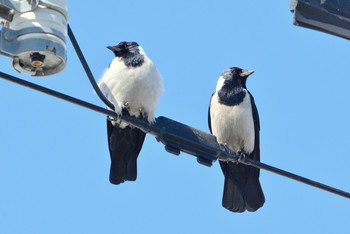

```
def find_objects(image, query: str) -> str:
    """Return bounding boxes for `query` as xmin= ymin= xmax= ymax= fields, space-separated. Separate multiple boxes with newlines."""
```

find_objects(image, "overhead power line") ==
xmin=0 ymin=25 xmax=349 ymax=200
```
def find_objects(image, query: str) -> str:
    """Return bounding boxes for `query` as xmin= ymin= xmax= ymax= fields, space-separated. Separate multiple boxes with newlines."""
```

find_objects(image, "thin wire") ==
xmin=65 ymin=22 xmax=350 ymax=200
xmin=0 ymin=70 xmax=349 ymax=200
xmin=240 ymin=157 xmax=350 ymax=199
xmin=67 ymin=24 xmax=115 ymax=111
xmin=1 ymin=24 xmax=350 ymax=200
xmin=0 ymin=71 xmax=116 ymax=118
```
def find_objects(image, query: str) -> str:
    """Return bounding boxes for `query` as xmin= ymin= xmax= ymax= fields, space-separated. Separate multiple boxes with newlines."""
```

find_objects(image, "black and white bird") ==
xmin=208 ymin=67 xmax=265 ymax=212
xmin=98 ymin=41 xmax=163 ymax=185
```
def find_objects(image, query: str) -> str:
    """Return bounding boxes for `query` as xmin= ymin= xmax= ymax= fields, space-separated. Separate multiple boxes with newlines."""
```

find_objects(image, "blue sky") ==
xmin=1 ymin=1 xmax=350 ymax=233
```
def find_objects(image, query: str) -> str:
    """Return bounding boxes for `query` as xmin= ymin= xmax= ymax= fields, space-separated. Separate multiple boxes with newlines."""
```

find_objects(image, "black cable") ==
xmin=241 ymin=157 xmax=350 ymax=199
xmin=0 ymin=71 xmax=116 ymax=118
xmin=67 ymin=24 xmax=115 ymax=111
xmin=0 ymin=70 xmax=349 ymax=200
xmin=2 ymin=24 xmax=350 ymax=200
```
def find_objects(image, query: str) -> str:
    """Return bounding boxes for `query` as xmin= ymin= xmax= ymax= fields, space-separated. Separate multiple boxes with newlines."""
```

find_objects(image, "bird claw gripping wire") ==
xmin=237 ymin=151 xmax=246 ymax=165
xmin=219 ymin=144 xmax=239 ymax=163
xmin=107 ymin=115 xmax=118 ymax=122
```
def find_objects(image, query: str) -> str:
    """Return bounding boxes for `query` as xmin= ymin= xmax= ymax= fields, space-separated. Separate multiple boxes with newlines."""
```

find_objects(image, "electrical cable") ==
xmin=1 ymin=70 xmax=350 ymax=199
xmin=0 ymin=25 xmax=350 ymax=200
xmin=67 ymin=24 xmax=115 ymax=111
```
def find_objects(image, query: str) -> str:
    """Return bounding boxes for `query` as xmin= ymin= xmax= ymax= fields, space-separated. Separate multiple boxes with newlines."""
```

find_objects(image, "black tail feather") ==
xmin=220 ymin=161 xmax=265 ymax=212
xmin=244 ymin=167 xmax=265 ymax=212
xmin=107 ymin=119 xmax=146 ymax=185
xmin=222 ymin=174 xmax=246 ymax=212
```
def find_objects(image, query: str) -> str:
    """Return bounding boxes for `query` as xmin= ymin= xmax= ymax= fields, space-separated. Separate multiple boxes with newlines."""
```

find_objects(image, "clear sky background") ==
xmin=1 ymin=1 xmax=350 ymax=233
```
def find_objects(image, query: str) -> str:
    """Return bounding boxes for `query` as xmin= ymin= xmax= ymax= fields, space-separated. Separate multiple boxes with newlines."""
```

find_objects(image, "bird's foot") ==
xmin=222 ymin=144 xmax=230 ymax=153
xmin=122 ymin=102 xmax=130 ymax=111
xmin=237 ymin=151 xmax=246 ymax=164
xmin=220 ymin=144 xmax=238 ymax=163
xmin=107 ymin=115 xmax=115 ymax=121
xmin=139 ymin=107 xmax=148 ymax=120
xmin=107 ymin=112 xmax=122 ymax=124
xmin=120 ymin=102 xmax=132 ymax=117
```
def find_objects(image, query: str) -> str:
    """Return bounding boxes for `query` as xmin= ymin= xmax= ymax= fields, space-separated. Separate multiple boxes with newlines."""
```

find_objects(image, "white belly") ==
xmin=210 ymin=92 xmax=255 ymax=154
xmin=98 ymin=56 xmax=163 ymax=124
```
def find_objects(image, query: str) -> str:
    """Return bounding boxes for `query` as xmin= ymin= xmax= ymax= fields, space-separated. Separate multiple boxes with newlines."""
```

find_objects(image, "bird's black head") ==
xmin=107 ymin=41 xmax=140 ymax=57
xmin=107 ymin=41 xmax=145 ymax=67
xmin=221 ymin=67 xmax=254 ymax=88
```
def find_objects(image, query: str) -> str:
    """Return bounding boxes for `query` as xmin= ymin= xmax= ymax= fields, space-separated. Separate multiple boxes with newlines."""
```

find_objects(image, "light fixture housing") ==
xmin=0 ymin=0 xmax=68 ymax=77
xmin=291 ymin=0 xmax=350 ymax=40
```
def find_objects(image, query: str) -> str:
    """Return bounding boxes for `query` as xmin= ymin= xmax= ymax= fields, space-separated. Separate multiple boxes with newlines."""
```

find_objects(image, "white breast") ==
xmin=210 ymin=91 xmax=255 ymax=154
xmin=98 ymin=56 xmax=164 ymax=124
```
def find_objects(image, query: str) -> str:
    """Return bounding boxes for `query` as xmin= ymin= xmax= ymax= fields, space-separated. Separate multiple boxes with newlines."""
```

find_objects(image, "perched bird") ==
xmin=208 ymin=67 xmax=265 ymax=212
xmin=98 ymin=41 xmax=163 ymax=185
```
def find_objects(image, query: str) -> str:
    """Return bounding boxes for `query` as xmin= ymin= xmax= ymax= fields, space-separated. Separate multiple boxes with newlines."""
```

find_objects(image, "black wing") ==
xmin=248 ymin=91 xmax=260 ymax=163
xmin=242 ymin=91 xmax=264 ymax=211
xmin=208 ymin=93 xmax=214 ymax=133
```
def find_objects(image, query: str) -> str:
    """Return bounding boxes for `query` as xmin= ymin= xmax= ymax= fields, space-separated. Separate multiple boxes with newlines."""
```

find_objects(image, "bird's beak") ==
xmin=241 ymin=70 xmax=254 ymax=77
xmin=107 ymin=46 xmax=117 ymax=52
